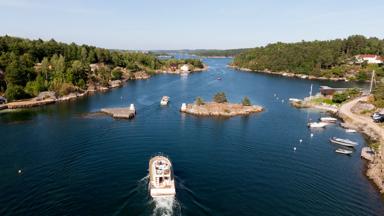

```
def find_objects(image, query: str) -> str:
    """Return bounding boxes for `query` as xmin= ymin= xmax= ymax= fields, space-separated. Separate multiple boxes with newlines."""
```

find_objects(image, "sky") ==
xmin=0 ymin=0 xmax=384 ymax=50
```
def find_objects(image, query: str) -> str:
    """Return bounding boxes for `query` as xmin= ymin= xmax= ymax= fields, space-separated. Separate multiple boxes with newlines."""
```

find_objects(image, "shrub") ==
xmin=57 ymin=83 xmax=76 ymax=96
xmin=195 ymin=97 xmax=205 ymax=105
xmin=24 ymin=76 xmax=46 ymax=96
xmin=5 ymin=84 xmax=29 ymax=101
xmin=242 ymin=96 xmax=251 ymax=106
xmin=213 ymin=92 xmax=227 ymax=103
xmin=332 ymin=92 xmax=348 ymax=103
xmin=111 ymin=68 xmax=123 ymax=80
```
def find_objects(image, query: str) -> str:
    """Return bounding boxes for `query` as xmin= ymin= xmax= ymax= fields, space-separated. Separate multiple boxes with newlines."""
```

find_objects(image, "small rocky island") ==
xmin=181 ymin=92 xmax=263 ymax=117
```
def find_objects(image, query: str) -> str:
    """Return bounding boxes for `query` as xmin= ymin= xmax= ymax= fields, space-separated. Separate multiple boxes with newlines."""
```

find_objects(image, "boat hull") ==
xmin=148 ymin=155 xmax=176 ymax=198
xmin=330 ymin=138 xmax=358 ymax=147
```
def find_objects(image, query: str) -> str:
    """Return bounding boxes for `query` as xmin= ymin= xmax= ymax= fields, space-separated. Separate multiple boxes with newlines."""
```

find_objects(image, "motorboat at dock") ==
xmin=330 ymin=137 xmax=358 ymax=147
xmin=308 ymin=122 xmax=328 ymax=128
xmin=335 ymin=148 xmax=353 ymax=155
xmin=320 ymin=117 xmax=337 ymax=123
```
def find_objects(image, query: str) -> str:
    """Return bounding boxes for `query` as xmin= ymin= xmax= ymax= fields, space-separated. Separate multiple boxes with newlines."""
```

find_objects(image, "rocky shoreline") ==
xmin=230 ymin=65 xmax=349 ymax=82
xmin=181 ymin=102 xmax=263 ymax=117
xmin=155 ymin=64 xmax=208 ymax=74
xmin=0 ymin=65 xmax=209 ymax=111
xmin=337 ymin=96 xmax=384 ymax=193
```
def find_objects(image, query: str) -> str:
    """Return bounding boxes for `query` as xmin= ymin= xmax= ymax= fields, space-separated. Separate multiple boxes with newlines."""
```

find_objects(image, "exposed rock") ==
xmin=109 ymin=80 xmax=123 ymax=88
xmin=101 ymin=107 xmax=136 ymax=119
xmin=35 ymin=91 xmax=57 ymax=101
xmin=133 ymin=71 xmax=150 ymax=79
xmin=351 ymin=101 xmax=375 ymax=114
xmin=181 ymin=102 xmax=263 ymax=117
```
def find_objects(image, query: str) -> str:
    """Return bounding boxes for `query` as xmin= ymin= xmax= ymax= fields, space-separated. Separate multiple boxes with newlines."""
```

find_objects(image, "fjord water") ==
xmin=0 ymin=58 xmax=383 ymax=216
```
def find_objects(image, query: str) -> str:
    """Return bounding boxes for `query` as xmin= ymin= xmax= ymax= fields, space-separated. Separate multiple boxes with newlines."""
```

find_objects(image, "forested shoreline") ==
xmin=0 ymin=36 xmax=204 ymax=102
xmin=232 ymin=35 xmax=384 ymax=81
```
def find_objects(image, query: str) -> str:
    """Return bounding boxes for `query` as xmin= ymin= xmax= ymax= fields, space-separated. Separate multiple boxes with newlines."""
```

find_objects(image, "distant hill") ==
xmin=189 ymin=49 xmax=250 ymax=57
xmin=232 ymin=35 xmax=384 ymax=81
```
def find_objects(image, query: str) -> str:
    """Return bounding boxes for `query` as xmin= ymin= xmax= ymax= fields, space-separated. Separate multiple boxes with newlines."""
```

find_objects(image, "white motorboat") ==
xmin=330 ymin=137 xmax=358 ymax=147
xmin=289 ymin=98 xmax=302 ymax=102
xmin=335 ymin=148 xmax=353 ymax=155
xmin=308 ymin=122 xmax=328 ymax=128
xmin=160 ymin=96 xmax=170 ymax=106
xmin=320 ymin=117 xmax=337 ymax=123
xmin=148 ymin=155 xmax=176 ymax=198
xmin=345 ymin=129 xmax=357 ymax=133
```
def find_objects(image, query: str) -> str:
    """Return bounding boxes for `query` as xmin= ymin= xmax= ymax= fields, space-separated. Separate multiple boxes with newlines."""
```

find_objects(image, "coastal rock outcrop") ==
xmin=181 ymin=102 xmax=263 ymax=117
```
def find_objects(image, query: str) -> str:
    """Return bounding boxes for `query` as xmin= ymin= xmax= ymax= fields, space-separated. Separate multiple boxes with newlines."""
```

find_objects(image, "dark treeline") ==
xmin=0 ymin=36 xmax=203 ymax=101
xmin=232 ymin=35 xmax=384 ymax=78
xmin=190 ymin=49 xmax=250 ymax=57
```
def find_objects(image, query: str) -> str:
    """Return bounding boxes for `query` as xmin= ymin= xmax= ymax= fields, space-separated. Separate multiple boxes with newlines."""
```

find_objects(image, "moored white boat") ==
xmin=160 ymin=96 xmax=170 ymax=106
xmin=345 ymin=129 xmax=357 ymax=133
xmin=289 ymin=98 xmax=302 ymax=102
xmin=148 ymin=155 xmax=176 ymax=198
xmin=320 ymin=117 xmax=337 ymax=123
xmin=308 ymin=122 xmax=328 ymax=128
xmin=335 ymin=148 xmax=353 ymax=155
xmin=330 ymin=137 xmax=358 ymax=147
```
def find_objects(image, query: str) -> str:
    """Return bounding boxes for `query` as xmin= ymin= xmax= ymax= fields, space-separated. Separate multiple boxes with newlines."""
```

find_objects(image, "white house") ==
xmin=180 ymin=64 xmax=190 ymax=72
xmin=355 ymin=54 xmax=383 ymax=64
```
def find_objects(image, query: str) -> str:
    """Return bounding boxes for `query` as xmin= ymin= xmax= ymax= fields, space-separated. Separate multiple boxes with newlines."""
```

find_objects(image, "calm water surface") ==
xmin=0 ymin=58 xmax=383 ymax=216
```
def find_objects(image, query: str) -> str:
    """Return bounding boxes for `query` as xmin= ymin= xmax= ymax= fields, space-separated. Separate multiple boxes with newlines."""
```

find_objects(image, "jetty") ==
xmin=101 ymin=104 xmax=136 ymax=119
xmin=181 ymin=102 xmax=263 ymax=117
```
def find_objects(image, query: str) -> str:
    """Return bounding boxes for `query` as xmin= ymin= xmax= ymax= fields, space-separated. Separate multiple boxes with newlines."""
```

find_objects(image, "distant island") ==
xmin=231 ymin=35 xmax=384 ymax=82
xmin=181 ymin=92 xmax=263 ymax=117
xmin=0 ymin=36 xmax=205 ymax=108
xmin=189 ymin=49 xmax=250 ymax=58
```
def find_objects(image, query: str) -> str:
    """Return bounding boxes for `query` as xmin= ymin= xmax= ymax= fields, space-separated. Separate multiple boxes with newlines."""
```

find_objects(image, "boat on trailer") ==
xmin=330 ymin=137 xmax=358 ymax=147
xmin=320 ymin=117 xmax=337 ymax=123
xmin=335 ymin=148 xmax=353 ymax=155
xmin=148 ymin=154 xmax=176 ymax=198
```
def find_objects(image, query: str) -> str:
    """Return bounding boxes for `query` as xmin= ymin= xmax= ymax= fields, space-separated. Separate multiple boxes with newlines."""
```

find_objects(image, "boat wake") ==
xmin=139 ymin=174 xmax=180 ymax=216
xmin=151 ymin=196 xmax=180 ymax=216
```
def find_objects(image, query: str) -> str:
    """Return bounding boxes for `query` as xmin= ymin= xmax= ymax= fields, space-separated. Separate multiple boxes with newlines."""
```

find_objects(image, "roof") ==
xmin=355 ymin=54 xmax=382 ymax=60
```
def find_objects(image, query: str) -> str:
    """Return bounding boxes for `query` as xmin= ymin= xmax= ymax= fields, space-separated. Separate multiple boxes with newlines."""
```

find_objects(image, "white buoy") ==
xmin=310 ymin=133 xmax=314 ymax=138
xmin=180 ymin=103 xmax=187 ymax=112
xmin=18 ymin=169 xmax=22 ymax=174
xmin=129 ymin=104 xmax=135 ymax=111
xmin=299 ymin=139 xmax=303 ymax=143
xmin=293 ymin=147 xmax=297 ymax=151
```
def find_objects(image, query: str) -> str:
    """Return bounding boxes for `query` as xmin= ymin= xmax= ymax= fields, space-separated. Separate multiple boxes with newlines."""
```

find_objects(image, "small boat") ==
xmin=148 ymin=155 xmax=176 ymax=198
xmin=217 ymin=77 xmax=222 ymax=80
xmin=289 ymin=98 xmax=302 ymax=102
xmin=320 ymin=117 xmax=337 ymax=123
xmin=345 ymin=129 xmax=357 ymax=133
xmin=330 ymin=137 xmax=358 ymax=147
xmin=335 ymin=148 xmax=353 ymax=155
xmin=160 ymin=96 xmax=170 ymax=106
xmin=308 ymin=122 xmax=328 ymax=128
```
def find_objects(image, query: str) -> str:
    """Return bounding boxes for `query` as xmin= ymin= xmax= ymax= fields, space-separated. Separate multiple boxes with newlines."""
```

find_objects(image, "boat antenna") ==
xmin=369 ymin=70 xmax=376 ymax=94
xmin=309 ymin=84 xmax=313 ymax=99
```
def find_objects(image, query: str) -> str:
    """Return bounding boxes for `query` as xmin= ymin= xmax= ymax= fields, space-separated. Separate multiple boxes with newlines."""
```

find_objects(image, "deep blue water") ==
xmin=0 ymin=58 xmax=383 ymax=216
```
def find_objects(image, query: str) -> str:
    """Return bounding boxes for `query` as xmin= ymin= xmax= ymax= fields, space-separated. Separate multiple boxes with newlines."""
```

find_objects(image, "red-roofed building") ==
xmin=355 ymin=54 xmax=383 ymax=64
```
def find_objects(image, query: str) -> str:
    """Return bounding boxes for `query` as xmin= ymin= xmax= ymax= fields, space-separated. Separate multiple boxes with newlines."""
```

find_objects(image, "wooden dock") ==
xmin=101 ymin=107 xmax=136 ymax=119
xmin=361 ymin=147 xmax=374 ymax=162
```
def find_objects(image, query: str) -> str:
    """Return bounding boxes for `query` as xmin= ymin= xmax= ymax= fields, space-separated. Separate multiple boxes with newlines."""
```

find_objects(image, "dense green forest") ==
xmin=232 ymin=35 xmax=384 ymax=80
xmin=0 ymin=36 xmax=203 ymax=101
xmin=190 ymin=49 xmax=250 ymax=57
